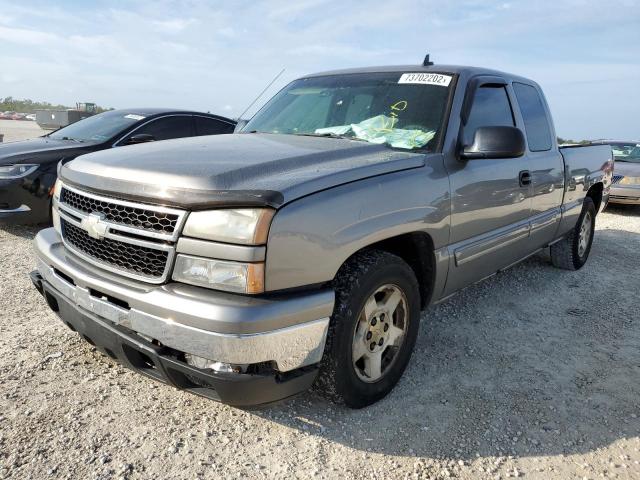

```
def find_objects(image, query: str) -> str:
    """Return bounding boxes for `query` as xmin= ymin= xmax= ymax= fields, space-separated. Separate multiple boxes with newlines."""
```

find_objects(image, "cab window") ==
xmin=464 ymin=85 xmax=514 ymax=145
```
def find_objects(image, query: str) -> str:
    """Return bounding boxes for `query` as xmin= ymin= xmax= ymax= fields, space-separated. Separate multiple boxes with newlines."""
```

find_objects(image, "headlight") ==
xmin=183 ymin=208 xmax=274 ymax=245
xmin=52 ymin=178 xmax=62 ymax=199
xmin=172 ymin=254 xmax=264 ymax=294
xmin=0 ymin=164 xmax=38 ymax=179
xmin=619 ymin=176 xmax=640 ymax=185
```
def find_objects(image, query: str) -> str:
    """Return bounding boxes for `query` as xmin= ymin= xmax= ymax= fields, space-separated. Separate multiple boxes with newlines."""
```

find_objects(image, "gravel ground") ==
xmin=0 ymin=119 xmax=45 ymax=143
xmin=1 ymin=204 xmax=639 ymax=480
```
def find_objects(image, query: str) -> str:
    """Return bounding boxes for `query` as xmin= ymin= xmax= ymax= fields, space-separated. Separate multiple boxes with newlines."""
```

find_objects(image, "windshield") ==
xmin=611 ymin=142 xmax=640 ymax=163
xmin=49 ymin=110 xmax=144 ymax=142
xmin=244 ymin=72 xmax=454 ymax=151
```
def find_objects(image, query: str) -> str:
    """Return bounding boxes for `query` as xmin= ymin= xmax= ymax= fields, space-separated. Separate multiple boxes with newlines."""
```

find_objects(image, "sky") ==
xmin=0 ymin=0 xmax=638 ymax=140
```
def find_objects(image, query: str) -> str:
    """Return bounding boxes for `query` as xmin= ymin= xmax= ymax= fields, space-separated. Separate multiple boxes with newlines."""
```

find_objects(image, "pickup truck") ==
xmin=30 ymin=64 xmax=613 ymax=408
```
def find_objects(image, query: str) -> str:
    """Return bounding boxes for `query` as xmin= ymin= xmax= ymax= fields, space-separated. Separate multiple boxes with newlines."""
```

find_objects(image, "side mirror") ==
xmin=461 ymin=126 xmax=525 ymax=160
xmin=126 ymin=133 xmax=156 ymax=145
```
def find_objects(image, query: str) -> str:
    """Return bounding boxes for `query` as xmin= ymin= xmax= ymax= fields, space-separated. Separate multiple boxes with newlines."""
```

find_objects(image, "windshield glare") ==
xmin=611 ymin=143 xmax=640 ymax=163
xmin=49 ymin=111 xmax=143 ymax=142
xmin=244 ymin=72 xmax=453 ymax=150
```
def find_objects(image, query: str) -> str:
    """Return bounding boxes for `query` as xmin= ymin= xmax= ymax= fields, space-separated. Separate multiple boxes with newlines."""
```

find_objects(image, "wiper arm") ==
xmin=293 ymin=132 xmax=366 ymax=141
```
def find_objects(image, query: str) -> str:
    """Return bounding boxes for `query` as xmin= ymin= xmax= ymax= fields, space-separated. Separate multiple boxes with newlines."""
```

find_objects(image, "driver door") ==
xmin=443 ymin=79 xmax=532 ymax=296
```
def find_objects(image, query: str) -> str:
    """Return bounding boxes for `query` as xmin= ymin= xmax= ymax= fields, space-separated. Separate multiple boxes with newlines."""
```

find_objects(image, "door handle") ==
xmin=519 ymin=170 xmax=532 ymax=187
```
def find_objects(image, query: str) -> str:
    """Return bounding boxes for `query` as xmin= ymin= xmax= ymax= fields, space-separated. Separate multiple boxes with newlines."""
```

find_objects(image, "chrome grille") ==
xmin=61 ymin=187 xmax=179 ymax=234
xmin=612 ymin=174 xmax=624 ymax=184
xmin=61 ymin=219 xmax=169 ymax=279
xmin=56 ymin=183 xmax=186 ymax=283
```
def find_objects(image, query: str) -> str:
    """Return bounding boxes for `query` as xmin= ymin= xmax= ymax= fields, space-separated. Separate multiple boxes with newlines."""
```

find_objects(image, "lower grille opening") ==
xmin=45 ymin=291 xmax=59 ymax=312
xmin=122 ymin=344 xmax=157 ymax=370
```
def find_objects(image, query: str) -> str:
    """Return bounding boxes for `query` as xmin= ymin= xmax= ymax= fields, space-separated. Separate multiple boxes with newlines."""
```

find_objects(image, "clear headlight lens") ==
xmin=619 ymin=176 xmax=640 ymax=185
xmin=172 ymin=254 xmax=264 ymax=294
xmin=0 ymin=164 xmax=38 ymax=179
xmin=183 ymin=208 xmax=274 ymax=245
xmin=52 ymin=178 xmax=62 ymax=199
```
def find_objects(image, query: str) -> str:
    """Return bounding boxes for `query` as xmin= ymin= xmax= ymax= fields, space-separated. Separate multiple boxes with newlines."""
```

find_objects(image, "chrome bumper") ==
xmin=34 ymin=228 xmax=334 ymax=372
xmin=609 ymin=185 xmax=640 ymax=205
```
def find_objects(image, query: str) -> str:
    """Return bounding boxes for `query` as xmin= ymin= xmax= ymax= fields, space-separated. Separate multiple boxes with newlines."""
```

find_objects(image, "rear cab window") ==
xmin=513 ymin=83 xmax=553 ymax=152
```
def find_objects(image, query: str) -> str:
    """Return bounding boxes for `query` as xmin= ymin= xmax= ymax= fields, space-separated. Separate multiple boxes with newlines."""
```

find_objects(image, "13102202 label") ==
xmin=398 ymin=73 xmax=452 ymax=87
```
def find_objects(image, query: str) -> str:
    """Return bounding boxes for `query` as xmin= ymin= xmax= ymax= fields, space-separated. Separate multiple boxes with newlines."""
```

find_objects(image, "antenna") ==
xmin=423 ymin=54 xmax=434 ymax=66
xmin=237 ymin=68 xmax=286 ymax=121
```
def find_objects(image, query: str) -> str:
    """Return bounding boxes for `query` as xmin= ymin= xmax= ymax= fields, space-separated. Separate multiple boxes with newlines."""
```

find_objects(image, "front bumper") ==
xmin=609 ymin=185 xmax=640 ymax=205
xmin=32 ymin=227 xmax=335 ymax=406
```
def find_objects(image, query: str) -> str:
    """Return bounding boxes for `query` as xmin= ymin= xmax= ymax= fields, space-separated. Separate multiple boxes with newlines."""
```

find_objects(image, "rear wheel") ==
xmin=550 ymin=197 xmax=596 ymax=270
xmin=314 ymin=250 xmax=421 ymax=408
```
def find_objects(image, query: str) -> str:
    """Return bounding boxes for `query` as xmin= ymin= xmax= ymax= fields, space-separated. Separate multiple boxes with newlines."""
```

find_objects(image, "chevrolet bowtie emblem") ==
xmin=80 ymin=212 xmax=108 ymax=240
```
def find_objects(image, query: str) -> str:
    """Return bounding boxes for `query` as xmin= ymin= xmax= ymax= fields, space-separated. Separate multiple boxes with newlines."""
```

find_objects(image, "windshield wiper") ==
xmin=57 ymin=136 xmax=84 ymax=143
xmin=292 ymin=132 xmax=367 ymax=142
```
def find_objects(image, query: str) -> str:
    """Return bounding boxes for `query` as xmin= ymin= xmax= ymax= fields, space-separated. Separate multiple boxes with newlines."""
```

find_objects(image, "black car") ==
xmin=0 ymin=108 xmax=236 ymax=224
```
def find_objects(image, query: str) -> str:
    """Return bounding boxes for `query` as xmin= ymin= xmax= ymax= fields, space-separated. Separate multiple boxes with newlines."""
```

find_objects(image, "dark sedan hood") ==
xmin=0 ymin=136 xmax=99 ymax=165
xmin=60 ymin=133 xmax=426 ymax=208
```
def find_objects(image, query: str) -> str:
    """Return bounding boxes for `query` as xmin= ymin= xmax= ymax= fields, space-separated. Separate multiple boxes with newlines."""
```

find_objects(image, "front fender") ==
xmin=265 ymin=160 xmax=450 ymax=292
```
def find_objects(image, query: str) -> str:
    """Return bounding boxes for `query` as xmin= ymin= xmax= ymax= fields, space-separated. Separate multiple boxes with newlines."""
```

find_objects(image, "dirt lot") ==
xmin=0 ymin=204 xmax=638 ymax=480
xmin=0 ymin=119 xmax=45 ymax=143
xmin=1 ymin=122 xmax=639 ymax=479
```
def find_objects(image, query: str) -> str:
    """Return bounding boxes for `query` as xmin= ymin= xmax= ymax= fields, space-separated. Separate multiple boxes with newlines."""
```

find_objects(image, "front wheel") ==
xmin=314 ymin=250 xmax=421 ymax=408
xmin=550 ymin=197 xmax=596 ymax=270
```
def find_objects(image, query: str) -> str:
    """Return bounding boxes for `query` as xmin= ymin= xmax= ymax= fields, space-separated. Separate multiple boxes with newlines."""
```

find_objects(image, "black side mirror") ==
xmin=461 ymin=126 xmax=525 ymax=160
xmin=126 ymin=133 xmax=156 ymax=145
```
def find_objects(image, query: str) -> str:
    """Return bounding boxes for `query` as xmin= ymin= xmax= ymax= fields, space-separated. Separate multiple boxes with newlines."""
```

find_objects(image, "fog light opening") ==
xmin=184 ymin=353 xmax=246 ymax=374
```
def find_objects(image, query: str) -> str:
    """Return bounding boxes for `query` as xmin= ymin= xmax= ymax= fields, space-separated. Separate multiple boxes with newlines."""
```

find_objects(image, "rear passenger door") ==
xmin=194 ymin=116 xmax=235 ymax=136
xmin=444 ymin=78 xmax=533 ymax=296
xmin=511 ymin=82 xmax=564 ymax=247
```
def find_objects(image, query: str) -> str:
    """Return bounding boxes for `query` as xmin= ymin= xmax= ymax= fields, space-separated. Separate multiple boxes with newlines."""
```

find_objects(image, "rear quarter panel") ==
xmin=558 ymin=144 xmax=612 ymax=234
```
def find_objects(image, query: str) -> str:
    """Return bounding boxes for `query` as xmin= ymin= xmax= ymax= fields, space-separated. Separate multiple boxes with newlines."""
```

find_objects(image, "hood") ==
xmin=0 ymin=136 xmax=99 ymax=165
xmin=614 ymin=161 xmax=640 ymax=177
xmin=60 ymin=133 xmax=426 ymax=209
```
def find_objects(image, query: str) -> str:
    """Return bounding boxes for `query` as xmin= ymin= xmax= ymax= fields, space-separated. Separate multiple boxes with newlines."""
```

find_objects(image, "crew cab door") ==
xmin=511 ymin=82 xmax=564 ymax=247
xmin=443 ymin=78 xmax=533 ymax=296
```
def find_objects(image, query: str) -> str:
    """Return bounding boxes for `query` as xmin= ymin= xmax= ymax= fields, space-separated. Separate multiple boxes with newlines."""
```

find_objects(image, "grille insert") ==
xmin=61 ymin=218 xmax=169 ymax=279
xmin=612 ymin=175 xmax=624 ymax=185
xmin=61 ymin=187 xmax=179 ymax=234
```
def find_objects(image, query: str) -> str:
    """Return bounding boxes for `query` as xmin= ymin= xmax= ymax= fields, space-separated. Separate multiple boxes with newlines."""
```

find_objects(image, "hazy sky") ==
xmin=1 ymin=0 xmax=638 ymax=139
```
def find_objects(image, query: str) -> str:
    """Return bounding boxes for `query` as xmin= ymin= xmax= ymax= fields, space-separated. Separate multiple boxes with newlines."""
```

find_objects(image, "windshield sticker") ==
xmin=124 ymin=114 xmax=146 ymax=121
xmin=398 ymin=73 xmax=452 ymax=87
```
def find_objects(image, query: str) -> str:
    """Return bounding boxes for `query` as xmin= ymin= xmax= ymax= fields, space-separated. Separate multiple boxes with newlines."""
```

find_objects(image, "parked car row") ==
xmin=0 ymin=60 xmax=624 ymax=409
xmin=0 ymin=111 xmax=36 ymax=121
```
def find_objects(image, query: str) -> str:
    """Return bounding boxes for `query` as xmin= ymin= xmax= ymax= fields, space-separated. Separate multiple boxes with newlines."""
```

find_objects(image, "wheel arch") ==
xmin=338 ymin=231 xmax=436 ymax=309
xmin=586 ymin=182 xmax=604 ymax=213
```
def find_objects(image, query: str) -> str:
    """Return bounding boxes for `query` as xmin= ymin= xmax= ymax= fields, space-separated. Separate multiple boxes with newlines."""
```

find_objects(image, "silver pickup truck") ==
xmin=30 ymin=64 xmax=613 ymax=408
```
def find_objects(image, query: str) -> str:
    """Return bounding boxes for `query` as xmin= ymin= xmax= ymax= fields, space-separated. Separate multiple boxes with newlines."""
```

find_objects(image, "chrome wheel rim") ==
xmin=352 ymin=284 xmax=409 ymax=383
xmin=578 ymin=211 xmax=592 ymax=257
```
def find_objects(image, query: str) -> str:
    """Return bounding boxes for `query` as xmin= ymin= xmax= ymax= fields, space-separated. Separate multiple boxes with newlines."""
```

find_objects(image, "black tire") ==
xmin=314 ymin=250 xmax=421 ymax=408
xmin=550 ymin=197 xmax=596 ymax=270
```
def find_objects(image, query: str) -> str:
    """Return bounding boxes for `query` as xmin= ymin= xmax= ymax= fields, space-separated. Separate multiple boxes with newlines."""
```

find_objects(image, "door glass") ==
xmin=513 ymin=83 xmax=552 ymax=152
xmin=194 ymin=117 xmax=235 ymax=136
xmin=464 ymin=86 xmax=514 ymax=145
xmin=128 ymin=116 xmax=193 ymax=141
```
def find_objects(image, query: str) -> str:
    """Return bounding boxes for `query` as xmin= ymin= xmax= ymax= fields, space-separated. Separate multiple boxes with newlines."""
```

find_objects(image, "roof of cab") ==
xmin=301 ymin=64 xmax=536 ymax=85
xmin=106 ymin=108 xmax=236 ymax=124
